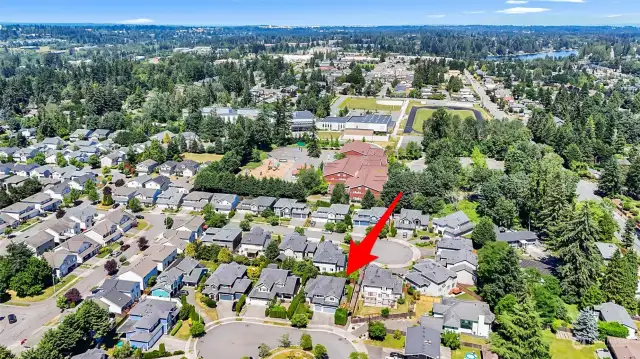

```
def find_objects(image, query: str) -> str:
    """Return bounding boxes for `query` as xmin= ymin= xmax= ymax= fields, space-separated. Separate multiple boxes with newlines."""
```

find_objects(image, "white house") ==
xmin=361 ymin=265 xmax=403 ymax=308
xmin=432 ymin=297 xmax=495 ymax=338
xmin=405 ymin=259 xmax=458 ymax=297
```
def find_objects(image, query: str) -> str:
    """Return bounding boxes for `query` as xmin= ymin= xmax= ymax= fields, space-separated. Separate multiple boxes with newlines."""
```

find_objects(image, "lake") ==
xmin=487 ymin=50 xmax=578 ymax=61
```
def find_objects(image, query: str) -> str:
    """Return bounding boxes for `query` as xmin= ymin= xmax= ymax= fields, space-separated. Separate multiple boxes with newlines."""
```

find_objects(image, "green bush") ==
xmin=368 ymin=321 xmax=387 ymax=341
xmin=598 ymin=321 xmax=629 ymax=339
xmin=190 ymin=320 xmax=205 ymax=337
xmin=381 ymin=308 xmax=389 ymax=318
xmin=398 ymin=297 xmax=405 ymax=305
xmin=291 ymin=313 xmax=309 ymax=328
xmin=334 ymin=308 xmax=348 ymax=325
xmin=288 ymin=292 xmax=303 ymax=319
xmin=441 ymin=330 xmax=460 ymax=350
xmin=269 ymin=305 xmax=288 ymax=319
xmin=228 ymin=210 xmax=236 ymax=219
xmin=551 ymin=319 xmax=565 ymax=333
xmin=170 ymin=320 xmax=183 ymax=336
xmin=235 ymin=295 xmax=246 ymax=315
xmin=202 ymin=297 xmax=217 ymax=308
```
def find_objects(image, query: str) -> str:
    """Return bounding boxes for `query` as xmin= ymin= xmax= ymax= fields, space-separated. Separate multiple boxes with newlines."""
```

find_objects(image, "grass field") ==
xmin=412 ymin=108 xmax=477 ymax=132
xmin=543 ymin=330 xmax=606 ymax=359
xmin=182 ymin=153 xmax=223 ymax=163
xmin=8 ymin=275 xmax=78 ymax=304
xmin=269 ymin=349 xmax=313 ymax=359
xmin=455 ymin=293 xmax=479 ymax=301
xmin=364 ymin=334 xmax=406 ymax=349
xmin=452 ymin=346 xmax=482 ymax=359
xmin=136 ymin=219 xmax=150 ymax=231
xmin=318 ymin=131 xmax=341 ymax=140
xmin=355 ymin=299 xmax=410 ymax=316
xmin=174 ymin=319 xmax=193 ymax=340
xmin=339 ymin=97 xmax=401 ymax=111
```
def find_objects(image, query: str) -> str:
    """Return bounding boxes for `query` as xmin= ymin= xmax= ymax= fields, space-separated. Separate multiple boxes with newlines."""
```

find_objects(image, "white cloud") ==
xmin=463 ymin=10 xmax=487 ymax=14
xmin=121 ymin=18 xmax=154 ymax=24
xmin=506 ymin=0 xmax=529 ymax=4
xmin=606 ymin=14 xmax=623 ymax=17
xmin=427 ymin=14 xmax=446 ymax=18
xmin=497 ymin=7 xmax=550 ymax=14
xmin=539 ymin=0 xmax=584 ymax=2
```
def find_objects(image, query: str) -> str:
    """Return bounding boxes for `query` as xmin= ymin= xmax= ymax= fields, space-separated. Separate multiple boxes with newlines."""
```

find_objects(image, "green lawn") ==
xmin=318 ymin=131 xmax=340 ymax=140
xmin=97 ymin=242 xmax=120 ymax=258
xmin=452 ymin=346 xmax=481 ymax=359
xmin=566 ymin=304 xmax=579 ymax=322
xmin=173 ymin=319 xmax=192 ymax=340
xmin=364 ymin=334 xmax=405 ymax=349
xmin=355 ymin=299 xmax=410 ymax=316
xmin=460 ymin=334 xmax=488 ymax=345
xmin=339 ymin=97 xmax=401 ymax=111
xmin=412 ymin=108 xmax=477 ymax=132
xmin=543 ymin=330 xmax=606 ymax=359
xmin=455 ymin=293 xmax=479 ymax=301
xmin=200 ymin=261 xmax=220 ymax=272
xmin=182 ymin=153 xmax=223 ymax=163
xmin=136 ymin=219 xmax=150 ymax=231
xmin=8 ymin=275 xmax=78 ymax=304
xmin=16 ymin=218 xmax=40 ymax=232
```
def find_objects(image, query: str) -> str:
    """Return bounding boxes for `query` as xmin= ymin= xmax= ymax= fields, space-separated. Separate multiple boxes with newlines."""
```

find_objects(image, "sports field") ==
xmin=339 ymin=97 xmax=401 ymax=111
xmin=412 ymin=108 xmax=477 ymax=132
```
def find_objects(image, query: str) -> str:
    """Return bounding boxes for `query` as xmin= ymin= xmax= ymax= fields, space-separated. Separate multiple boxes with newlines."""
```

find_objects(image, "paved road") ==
xmin=331 ymin=95 xmax=348 ymax=116
xmin=371 ymin=240 xmax=413 ymax=266
xmin=196 ymin=322 xmax=357 ymax=359
xmin=464 ymin=69 xmax=508 ymax=120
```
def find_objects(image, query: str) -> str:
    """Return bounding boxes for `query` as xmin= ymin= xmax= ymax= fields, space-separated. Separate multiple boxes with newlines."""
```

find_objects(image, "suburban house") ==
xmin=150 ymin=267 xmax=183 ymax=298
xmin=113 ymin=186 xmax=137 ymax=205
xmin=405 ymin=259 xmax=458 ymax=297
xmin=118 ymin=258 xmax=160 ymax=290
xmin=57 ymin=233 xmax=101 ymax=263
xmin=66 ymin=204 xmax=97 ymax=230
xmin=181 ymin=191 xmax=214 ymax=212
xmin=362 ymin=264 xmax=403 ymax=308
xmin=85 ymin=220 xmax=121 ymax=245
xmin=433 ymin=211 xmax=475 ymax=237
xmin=606 ymin=337 xmax=640 ymax=359
xmin=71 ymin=129 xmax=93 ymax=141
xmin=202 ymin=262 xmax=252 ymax=301
xmin=2 ymin=202 xmax=39 ymax=222
xmin=119 ymin=298 xmax=178 ymax=350
xmin=210 ymin=193 xmax=240 ymax=213
xmin=173 ymin=256 xmax=207 ymax=286
xmin=247 ymin=265 xmax=300 ymax=305
xmin=436 ymin=237 xmax=473 ymax=256
xmin=437 ymin=249 xmax=478 ymax=285
xmin=304 ymin=275 xmax=346 ymax=313
xmin=238 ymin=227 xmax=272 ymax=258
xmin=136 ymin=159 xmax=159 ymax=175
xmin=394 ymin=209 xmax=430 ymax=234
xmin=155 ymin=188 xmax=184 ymax=210
xmin=312 ymin=241 xmax=346 ymax=273
xmin=94 ymin=278 xmax=141 ymax=314
xmin=594 ymin=302 xmax=637 ymax=339
xmin=175 ymin=160 xmax=199 ymax=178
xmin=91 ymin=129 xmax=111 ymax=141
xmin=201 ymin=226 xmax=243 ymax=250
xmin=101 ymin=151 xmax=125 ymax=168
xmin=432 ymin=297 xmax=495 ymax=338
xmin=127 ymin=174 xmax=152 ymax=189
xmin=238 ymin=196 xmax=277 ymax=214
xmin=159 ymin=161 xmax=178 ymax=176
xmin=172 ymin=215 xmax=205 ymax=241
xmin=274 ymin=198 xmax=310 ymax=219
xmin=353 ymin=207 xmax=388 ymax=227
xmin=404 ymin=316 xmax=442 ymax=359
xmin=496 ymin=229 xmax=539 ymax=248
xmin=149 ymin=245 xmax=178 ymax=271
xmin=25 ymin=231 xmax=56 ymax=256
xmin=43 ymin=218 xmax=81 ymax=243
xmin=43 ymin=249 xmax=77 ymax=278
xmin=105 ymin=208 xmax=136 ymax=233
xmin=135 ymin=188 xmax=161 ymax=206
xmin=310 ymin=204 xmax=350 ymax=223
xmin=278 ymin=233 xmax=317 ymax=261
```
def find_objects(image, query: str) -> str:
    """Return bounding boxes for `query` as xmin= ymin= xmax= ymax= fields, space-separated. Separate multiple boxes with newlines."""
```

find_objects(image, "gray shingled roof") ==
xmin=594 ymin=242 xmax=619 ymax=260
xmin=241 ymin=227 xmax=272 ymax=246
xmin=313 ymin=241 xmax=346 ymax=267
xmin=434 ymin=210 xmax=471 ymax=228
xmin=279 ymin=233 xmax=317 ymax=254
xmin=304 ymin=275 xmax=346 ymax=306
xmin=433 ymin=297 xmax=495 ymax=327
xmin=438 ymin=249 xmax=478 ymax=267
xmin=496 ymin=230 xmax=538 ymax=244
xmin=362 ymin=265 xmax=403 ymax=295
xmin=595 ymin=302 xmax=636 ymax=329
xmin=404 ymin=324 xmax=441 ymax=358
xmin=249 ymin=267 xmax=299 ymax=300
xmin=437 ymin=237 xmax=473 ymax=252
xmin=406 ymin=259 xmax=457 ymax=286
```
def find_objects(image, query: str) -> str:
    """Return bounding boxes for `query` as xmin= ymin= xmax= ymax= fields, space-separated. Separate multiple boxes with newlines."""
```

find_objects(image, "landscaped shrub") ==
xmin=334 ymin=308 xmax=348 ymax=325
xmin=170 ymin=320 xmax=183 ymax=336
xmin=269 ymin=305 xmax=288 ymax=319
xmin=441 ymin=330 xmax=460 ymax=350
xmin=288 ymin=292 xmax=303 ymax=319
xmin=202 ymin=296 xmax=217 ymax=308
xmin=235 ymin=295 xmax=246 ymax=315
xmin=381 ymin=308 xmax=389 ymax=318
xmin=398 ymin=297 xmax=405 ymax=305
xmin=598 ymin=321 xmax=629 ymax=339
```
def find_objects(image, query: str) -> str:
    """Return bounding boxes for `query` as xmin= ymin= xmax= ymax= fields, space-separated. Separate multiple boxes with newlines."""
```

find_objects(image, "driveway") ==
xmin=216 ymin=301 xmax=235 ymax=319
xmin=371 ymin=240 xmax=413 ymax=266
xmin=196 ymin=322 xmax=357 ymax=359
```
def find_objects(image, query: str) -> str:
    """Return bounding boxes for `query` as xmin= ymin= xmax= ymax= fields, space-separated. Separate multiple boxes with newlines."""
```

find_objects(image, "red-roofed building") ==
xmin=340 ymin=142 xmax=385 ymax=157
xmin=345 ymin=167 xmax=388 ymax=201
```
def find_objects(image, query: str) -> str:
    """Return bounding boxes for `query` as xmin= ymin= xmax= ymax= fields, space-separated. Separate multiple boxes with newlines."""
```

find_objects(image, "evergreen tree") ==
xmin=580 ymin=284 xmax=604 ymax=309
xmin=623 ymin=218 xmax=637 ymax=249
xmin=472 ymin=216 xmax=497 ymax=249
xmin=573 ymin=310 xmax=599 ymax=344
xmin=490 ymin=297 xmax=551 ymax=359
xmin=602 ymin=251 xmax=638 ymax=313
xmin=307 ymin=123 xmax=321 ymax=158
xmin=166 ymin=137 xmax=181 ymax=160
xmin=361 ymin=190 xmax=376 ymax=209
xmin=477 ymin=242 xmax=524 ymax=308
xmin=264 ymin=240 xmax=280 ymax=262
xmin=330 ymin=184 xmax=349 ymax=204
xmin=549 ymin=204 xmax=602 ymax=303
xmin=598 ymin=158 xmax=622 ymax=196
xmin=273 ymin=98 xmax=292 ymax=146
xmin=252 ymin=110 xmax=273 ymax=151
xmin=627 ymin=155 xmax=640 ymax=199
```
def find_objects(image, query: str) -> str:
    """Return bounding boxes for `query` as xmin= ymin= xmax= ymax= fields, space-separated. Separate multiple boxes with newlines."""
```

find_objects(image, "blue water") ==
xmin=487 ymin=50 xmax=578 ymax=61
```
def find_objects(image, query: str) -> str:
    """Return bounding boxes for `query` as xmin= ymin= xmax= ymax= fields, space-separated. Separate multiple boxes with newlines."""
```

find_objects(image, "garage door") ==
xmin=219 ymin=294 xmax=234 ymax=301
xmin=323 ymin=306 xmax=336 ymax=314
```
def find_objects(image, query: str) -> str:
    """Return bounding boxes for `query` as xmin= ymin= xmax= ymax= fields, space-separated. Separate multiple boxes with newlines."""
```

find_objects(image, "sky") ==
xmin=1 ymin=0 xmax=640 ymax=26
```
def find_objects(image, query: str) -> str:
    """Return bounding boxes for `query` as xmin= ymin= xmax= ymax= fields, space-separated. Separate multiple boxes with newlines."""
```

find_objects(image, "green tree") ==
xmin=56 ymin=295 xmax=69 ymax=311
xmin=331 ymin=183 xmax=349 ymax=204
xmin=361 ymin=190 xmax=376 ymax=209
xmin=490 ymin=297 xmax=551 ymax=359
xmin=258 ymin=343 xmax=270 ymax=358
xmin=598 ymin=158 xmax=622 ymax=196
xmin=622 ymin=218 xmax=637 ymax=249
xmin=441 ymin=330 xmax=461 ymax=350
xmin=88 ymin=154 xmax=100 ymax=169
xmin=627 ymin=155 xmax=640 ymax=199
xmin=602 ymin=250 xmax=638 ymax=313
xmin=240 ymin=219 xmax=251 ymax=231
xmin=368 ymin=321 xmax=387 ymax=340
xmin=313 ymin=344 xmax=327 ymax=359
xmin=573 ymin=309 xmax=598 ymax=344
xmin=101 ymin=186 xmax=113 ymax=206
xmin=217 ymin=248 xmax=233 ymax=263
xmin=264 ymin=240 xmax=280 ymax=262
xmin=580 ymin=284 xmax=604 ymax=309
xmin=291 ymin=313 xmax=309 ymax=328
xmin=472 ymin=216 xmax=497 ymax=249
xmin=55 ymin=153 xmax=68 ymax=167
xmin=0 ymin=346 xmax=15 ymax=359
xmin=300 ymin=333 xmax=313 ymax=350
xmin=549 ymin=204 xmax=602 ymax=303
xmin=273 ymin=98 xmax=293 ymax=146
xmin=127 ymin=197 xmax=142 ymax=212
xmin=477 ymin=242 xmax=524 ymax=308
xmin=190 ymin=320 xmax=205 ymax=337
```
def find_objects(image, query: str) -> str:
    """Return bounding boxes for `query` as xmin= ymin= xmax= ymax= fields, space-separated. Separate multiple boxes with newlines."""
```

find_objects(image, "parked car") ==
xmin=121 ymin=244 xmax=130 ymax=251
xmin=420 ymin=235 xmax=429 ymax=240
xmin=8 ymin=314 xmax=17 ymax=324
xmin=111 ymin=250 xmax=122 ymax=258
xmin=389 ymin=352 xmax=404 ymax=358
xmin=179 ymin=289 xmax=189 ymax=296
xmin=112 ymin=203 xmax=120 ymax=209
xmin=135 ymin=214 xmax=144 ymax=219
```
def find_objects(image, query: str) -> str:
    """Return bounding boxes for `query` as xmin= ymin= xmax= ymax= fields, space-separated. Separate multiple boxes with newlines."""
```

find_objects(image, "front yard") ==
xmin=196 ymin=292 xmax=220 ymax=321
xmin=364 ymin=333 xmax=406 ymax=349
xmin=7 ymin=274 xmax=78 ymax=304
xmin=355 ymin=299 xmax=410 ymax=317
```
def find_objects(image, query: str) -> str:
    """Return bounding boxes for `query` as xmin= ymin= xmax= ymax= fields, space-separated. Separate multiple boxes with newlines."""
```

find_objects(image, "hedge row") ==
xmin=169 ymin=320 xmax=183 ymax=336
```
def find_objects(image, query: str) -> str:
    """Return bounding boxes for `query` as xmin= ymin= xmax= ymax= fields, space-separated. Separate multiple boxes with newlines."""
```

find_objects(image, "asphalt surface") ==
xmin=371 ymin=240 xmax=413 ymax=265
xmin=196 ymin=322 xmax=357 ymax=359
xmin=464 ymin=69 xmax=509 ymax=120
xmin=404 ymin=105 xmax=485 ymax=134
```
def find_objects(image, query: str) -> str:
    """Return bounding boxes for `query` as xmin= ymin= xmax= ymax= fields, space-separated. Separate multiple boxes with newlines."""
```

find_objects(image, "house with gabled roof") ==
xmin=432 ymin=297 xmax=495 ymax=338
xmin=25 ymin=231 xmax=56 ymax=256
xmin=595 ymin=302 xmax=637 ymax=339
xmin=150 ymin=267 xmax=183 ymax=298
xmin=118 ymin=297 xmax=178 ymax=350
xmin=58 ymin=233 xmax=101 ymax=263
xmin=278 ymin=233 xmax=317 ymax=261
xmin=394 ymin=209 xmax=430 ymax=233
xmin=353 ymin=207 xmax=388 ymax=227
xmin=238 ymin=227 xmax=272 ymax=258
xmin=172 ymin=215 xmax=205 ymax=241
xmin=71 ymin=348 xmax=108 ymax=359
xmin=159 ymin=161 xmax=178 ymax=177
xmin=66 ymin=203 xmax=97 ymax=229
xmin=182 ymin=191 xmax=213 ymax=211
xmin=247 ymin=265 xmax=300 ymax=305
xmin=274 ymin=198 xmax=310 ymax=219
xmin=304 ymin=275 xmax=346 ymax=313
xmin=136 ymin=159 xmax=158 ymax=175
xmin=118 ymin=258 xmax=160 ymax=290
xmin=43 ymin=249 xmax=77 ymax=278
xmin=405 ymin=259 xmax=457 ymax=297
xmin=144 ymin=175 xmax=171 ymax=191
xmin=313 ymin=241 xmax=346 ymax=273
xmin=201 ymin=226 xmax=242 ymax=250
xmin=71 ymin=129 xmax=94 ymax=141
xmin=404 ymin=316 xmax=442 ymax=359
xmin=362 ymin=264 xmax=403 ymax=308
xmin=436 ymin=242 xmax=477 ymax=285
xmin=155 ymin=188 xmax=184 ymax=210
xmin=311 ymin=204 xmax=350 ymax=223
xmin=496 ymin=229 xmax=538 ymax=249
xmin=210 ymin=193 xmax=240 ymax=213
xmin=202 ymin=262 xmax=252 ymax=301
xmin=94 ymin=278 xmax=141 ymax=314
xmin=433 ymin=211 xmax=474 ymax=238
xmin=43 ymin=218 xmax=80 ymax=243
xmin=127 ymin=174 xmax=152 ymax=189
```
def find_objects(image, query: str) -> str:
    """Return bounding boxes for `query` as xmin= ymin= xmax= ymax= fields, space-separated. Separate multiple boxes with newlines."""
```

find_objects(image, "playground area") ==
xmin=242 ymin=147 xmax=335 ymax=182
xmin=244 ymin=157 xmax=294 ymax=180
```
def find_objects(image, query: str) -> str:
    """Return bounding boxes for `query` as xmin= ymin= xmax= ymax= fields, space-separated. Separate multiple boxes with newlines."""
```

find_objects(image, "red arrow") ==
xmin=346 ymin=192 xmax=403 ymax=275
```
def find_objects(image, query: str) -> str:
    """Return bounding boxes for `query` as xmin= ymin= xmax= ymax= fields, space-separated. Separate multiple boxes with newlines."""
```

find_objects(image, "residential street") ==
xmin=464 ymin=69 xmax=508 ymax=120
